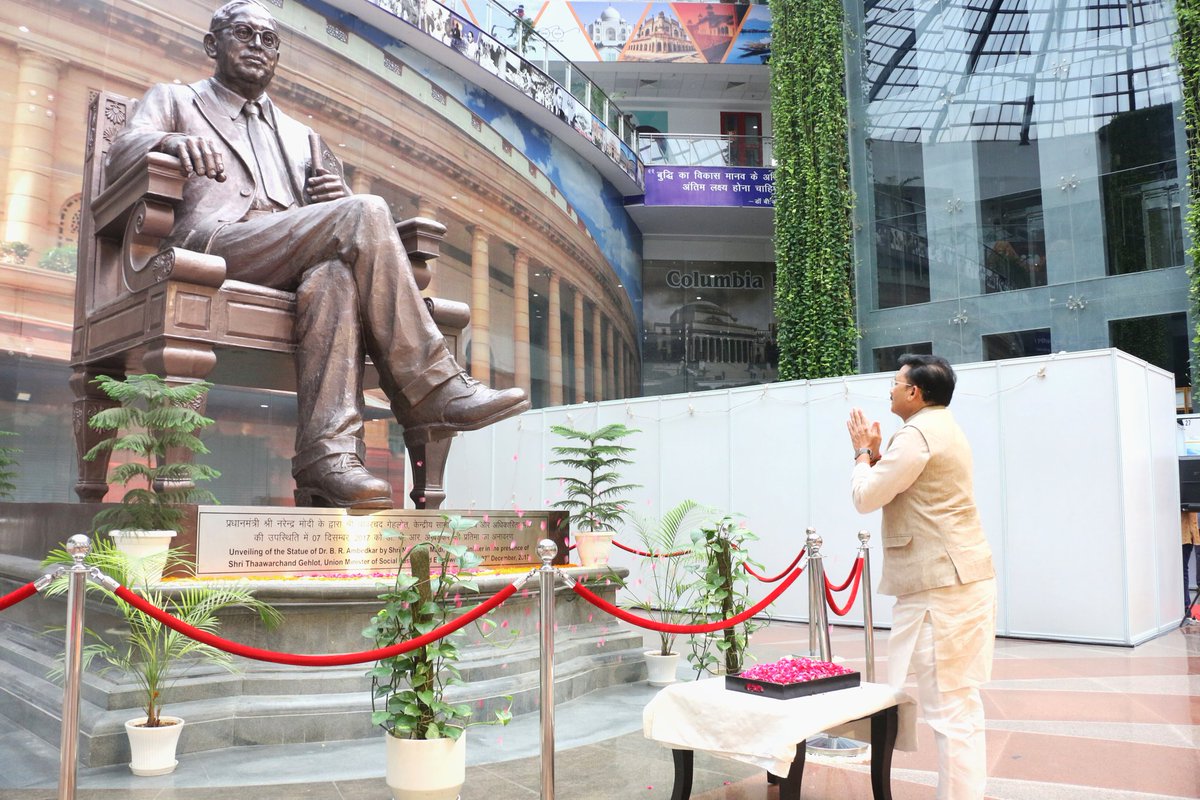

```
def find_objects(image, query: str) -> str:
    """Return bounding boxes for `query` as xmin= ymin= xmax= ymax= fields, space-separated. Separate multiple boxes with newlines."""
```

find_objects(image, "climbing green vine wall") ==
xmin=1177 ymin=0 xmax=1200 ymax=378
xmin=771 ymin=0 xmax=858 ymax=380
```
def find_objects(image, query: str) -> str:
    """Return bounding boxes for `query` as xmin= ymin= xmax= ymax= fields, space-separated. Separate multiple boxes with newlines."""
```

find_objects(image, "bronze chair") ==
xmin=71 ymin=90 xmax=465 ymax=509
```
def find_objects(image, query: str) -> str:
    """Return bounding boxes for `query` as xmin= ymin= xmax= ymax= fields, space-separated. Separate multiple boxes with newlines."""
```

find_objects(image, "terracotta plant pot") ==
xmin=125 ymin=715 xmax=184 ymax=776
xmin=385 ymin=731 xmax=466 ymax=800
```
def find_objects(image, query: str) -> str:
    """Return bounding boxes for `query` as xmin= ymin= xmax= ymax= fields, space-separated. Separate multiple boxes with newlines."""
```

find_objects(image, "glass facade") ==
xmin=846 ymin=0 xmax=1192 ymax=384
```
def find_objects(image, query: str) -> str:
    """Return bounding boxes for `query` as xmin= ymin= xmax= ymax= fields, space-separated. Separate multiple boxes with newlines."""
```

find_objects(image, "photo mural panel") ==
xmin=365 ymin=0 xmax=640 ymax=184
xmin=488 ymin=2 xmax=765 ymax=64
xmin=356 ymin=0 xmax=643 ymax=307
xmin=641 ymin=260 xmax=778 ymax=396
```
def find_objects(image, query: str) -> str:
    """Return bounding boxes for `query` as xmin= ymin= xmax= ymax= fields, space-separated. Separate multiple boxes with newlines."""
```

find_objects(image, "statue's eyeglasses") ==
xmin=212 ymin=23 xmax=280 ymax=51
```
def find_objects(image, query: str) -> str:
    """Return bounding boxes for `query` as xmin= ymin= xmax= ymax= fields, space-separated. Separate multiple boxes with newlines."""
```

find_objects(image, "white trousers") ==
xmin=908 ymin=615 xmax=988 ymax=800
xmin=888 ymin=578 xmax=994 ymax=800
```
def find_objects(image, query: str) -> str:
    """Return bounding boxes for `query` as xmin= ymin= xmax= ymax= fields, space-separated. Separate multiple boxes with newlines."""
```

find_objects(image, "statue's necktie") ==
xmin=242 ymin=101 xmax=293 ymax=208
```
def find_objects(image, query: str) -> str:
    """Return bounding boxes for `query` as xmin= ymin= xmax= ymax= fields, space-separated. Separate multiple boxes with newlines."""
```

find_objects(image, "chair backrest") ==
xmin=75 ymin=90 xmax=135 ymax=327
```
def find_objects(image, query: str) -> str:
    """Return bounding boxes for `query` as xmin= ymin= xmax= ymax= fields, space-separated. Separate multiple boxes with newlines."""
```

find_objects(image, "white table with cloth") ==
xmin=643 ymin=677 xmax=917 ymax=800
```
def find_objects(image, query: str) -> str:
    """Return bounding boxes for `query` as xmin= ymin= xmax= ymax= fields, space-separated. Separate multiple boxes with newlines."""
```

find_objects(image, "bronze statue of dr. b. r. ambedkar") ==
xmin=106 ymin=0 xmax=529 ymax=509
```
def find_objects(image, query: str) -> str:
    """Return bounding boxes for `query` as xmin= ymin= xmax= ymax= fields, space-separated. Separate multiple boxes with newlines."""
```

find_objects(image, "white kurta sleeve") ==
xmin=850 ymin=424 xmax=930 ymax=513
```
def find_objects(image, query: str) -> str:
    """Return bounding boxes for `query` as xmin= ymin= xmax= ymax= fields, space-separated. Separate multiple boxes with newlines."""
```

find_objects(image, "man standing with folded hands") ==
xmin=846 ymin=354 xmax=996 ymax=800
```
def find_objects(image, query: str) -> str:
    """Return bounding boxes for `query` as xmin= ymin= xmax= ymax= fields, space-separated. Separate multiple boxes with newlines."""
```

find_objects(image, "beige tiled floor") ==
xmin=2 ymin=619 xmax=1197 ymax=800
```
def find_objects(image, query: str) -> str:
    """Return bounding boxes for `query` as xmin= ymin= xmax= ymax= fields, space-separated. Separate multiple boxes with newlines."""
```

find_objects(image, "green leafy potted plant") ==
xmin=624 ymin=499 xmax=711 ymax=686
xmin=85 ymin=374 xmax=219 ymax=583
xmin=364 ymin=515 xmax=512 ymax=800
xmin=0 ymin=429 xmax=19 ymax=500
xmin=548 ymin=423 xmax=640 ymax=567
xmin=43 ymin=537 xmax=281 ymax=775
xmin=686 ymin=516 xmax=765 ymax=677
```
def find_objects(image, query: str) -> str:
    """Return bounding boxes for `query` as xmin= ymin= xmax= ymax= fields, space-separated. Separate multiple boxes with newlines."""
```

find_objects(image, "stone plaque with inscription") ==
xmin=194 ymin=507 xmax=567 ymax=577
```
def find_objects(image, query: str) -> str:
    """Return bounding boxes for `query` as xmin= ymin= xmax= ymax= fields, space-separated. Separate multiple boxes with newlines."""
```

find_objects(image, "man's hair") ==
xmin=210 ymin=0 xmax=273 ymax=31
xmin=898 ymin=354 xmax=956 ymax=406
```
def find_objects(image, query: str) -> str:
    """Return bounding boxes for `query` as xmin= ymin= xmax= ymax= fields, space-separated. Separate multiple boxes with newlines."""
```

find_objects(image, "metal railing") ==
xmin=459 ymin=0 xmax=637 ymax=151
xmin=638 ymin=133 xmax=775 ymax=168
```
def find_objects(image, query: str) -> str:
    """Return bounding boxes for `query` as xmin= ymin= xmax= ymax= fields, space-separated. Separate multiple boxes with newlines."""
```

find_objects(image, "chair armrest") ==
xmin=92 ymin=152 xmax=187 ymax=237
xmin=396 ymin=216 xmax=447 ymax=291
xmin=91 ymin=152 xmax=225 ymax=292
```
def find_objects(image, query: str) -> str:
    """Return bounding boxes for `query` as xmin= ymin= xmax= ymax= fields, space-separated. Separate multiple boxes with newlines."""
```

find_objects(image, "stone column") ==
xmin=573 ymin=291 xmax=586 ymax=404
xmin=512 ymin=248 xmax=531 ymax=395
xmin=350 ymin=169 xmax=374 ymax=196
xmin=592 ymin=307 xmax=604 ymax=401
xmin=615 ymin=338 xmax=625 ymax=400
xmin=547 ymin=271 xmax=563 ymax=405
xmin=416 ymin=196 xmax=440 ymax=295
xmin=3 ymin=48 xmax=62 ymax=255
xmin=606 ymin=320 xmax=616 ymax=401
xmin=469 ymin=226 xmax=491 ymax=381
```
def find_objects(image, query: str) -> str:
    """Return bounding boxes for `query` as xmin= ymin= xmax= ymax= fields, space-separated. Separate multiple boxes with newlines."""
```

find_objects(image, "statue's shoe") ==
xmin=403 ymin=372 xmax=530 ymax=446
xmin=294 ymin=453 xmax=393 ymax=509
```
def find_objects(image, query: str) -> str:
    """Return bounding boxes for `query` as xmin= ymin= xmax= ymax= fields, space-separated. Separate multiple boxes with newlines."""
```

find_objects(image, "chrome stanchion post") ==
xmin=805 ymin=527 xmax=819 ymax=658
xmin=806 ymin=531 xmax=868 ymax=758
xmin=537 ymin=539 xmax=557 ymax=800
xmin=58 ymin=534 xmax=91 ymax=800
xmin=858 ymin=530 xmax=876 ymax=683
xmin=808 ymin=532 xmax=832 ymax=662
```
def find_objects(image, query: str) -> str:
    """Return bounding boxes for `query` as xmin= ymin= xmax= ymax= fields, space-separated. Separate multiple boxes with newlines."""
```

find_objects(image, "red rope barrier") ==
xmin=824 ymin=555 xmax=864 ymax=592
xmin=572 ymin=567 xmax=802 ymax=633
xmin=0 ymin=582 xmax=37 ymax=613
xmin=823 ymin=559 xmax=864 ymax=617
xmin=611 ymin=539 xmax=690 ymax=558
xmin=744 ymin=548 xmax=806 ymax=583
xmin=113 ymin=582 xmax=518 ymax=667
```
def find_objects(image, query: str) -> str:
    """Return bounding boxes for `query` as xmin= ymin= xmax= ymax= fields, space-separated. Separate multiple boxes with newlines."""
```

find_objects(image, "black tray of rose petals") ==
xmin=725 ymin=658 xmax=860 ymax=699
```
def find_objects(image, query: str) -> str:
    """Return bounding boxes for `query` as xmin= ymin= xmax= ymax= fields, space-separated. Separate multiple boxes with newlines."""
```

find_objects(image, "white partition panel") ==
xmin=442 ymin=349 xmax=1181 ymax=645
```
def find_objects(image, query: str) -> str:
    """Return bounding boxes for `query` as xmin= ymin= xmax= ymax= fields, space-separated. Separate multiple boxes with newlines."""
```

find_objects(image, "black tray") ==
xmin=725 ymin=669 xmax=860 ymax=699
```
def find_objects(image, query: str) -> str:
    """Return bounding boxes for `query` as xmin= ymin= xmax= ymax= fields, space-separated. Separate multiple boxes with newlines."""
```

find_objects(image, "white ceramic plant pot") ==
xmin=110 ymin=530 xmax=176 ymax=585
xmin=125 ymin=715 xmax=184 ymax=776
xmin=574 ymin=531 xmax=614 ymax=567
xmin=644 ymin=650 xmax=681 ymax=686
xmin=385 ymin=731 xmax=466 ymax=800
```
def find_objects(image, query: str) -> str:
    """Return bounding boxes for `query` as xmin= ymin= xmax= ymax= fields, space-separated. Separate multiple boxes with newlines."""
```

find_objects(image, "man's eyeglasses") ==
xmin=212 ymin=23 xmax=281 ymax=51
xmin=892 ymin=380 xmax=914 ymax=389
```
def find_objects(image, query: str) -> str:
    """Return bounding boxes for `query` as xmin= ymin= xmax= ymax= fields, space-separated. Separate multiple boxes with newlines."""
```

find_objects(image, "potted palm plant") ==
xmin=43 ymin=537 xmax=280 ymax=775
xmin=85 ymin=373 xmax=219 ymax=583
xmin=624 ymin=499 xmax=711 ymax=686
xmin=548 ymin=423 xmax=640 ymax=567
xmin=364 ymin=515 xmax=512 ymax=800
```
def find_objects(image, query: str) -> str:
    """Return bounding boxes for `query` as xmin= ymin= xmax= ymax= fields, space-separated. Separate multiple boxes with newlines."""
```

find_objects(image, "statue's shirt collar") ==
xmin=206 ymin=78 xmax=278 ymax=130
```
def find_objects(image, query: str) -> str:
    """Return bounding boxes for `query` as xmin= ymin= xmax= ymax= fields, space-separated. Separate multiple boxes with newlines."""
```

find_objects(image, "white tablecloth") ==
xmin=642 ymin=677 xmax=917 ymax=776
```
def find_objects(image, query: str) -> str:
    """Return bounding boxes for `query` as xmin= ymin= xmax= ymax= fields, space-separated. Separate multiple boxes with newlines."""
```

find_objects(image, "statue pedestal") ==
xmin=0 ymin=502 xmax=643 ymax=767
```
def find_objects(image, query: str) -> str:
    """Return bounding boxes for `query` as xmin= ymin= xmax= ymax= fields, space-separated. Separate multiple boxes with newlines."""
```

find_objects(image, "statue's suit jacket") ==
xmin=106 ymin=78 xmax=346 ymax=258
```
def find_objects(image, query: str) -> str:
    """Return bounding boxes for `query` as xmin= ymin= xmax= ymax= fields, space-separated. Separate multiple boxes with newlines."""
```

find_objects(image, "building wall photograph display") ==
xmin=641 ymin=260 xmax=777 ymax=396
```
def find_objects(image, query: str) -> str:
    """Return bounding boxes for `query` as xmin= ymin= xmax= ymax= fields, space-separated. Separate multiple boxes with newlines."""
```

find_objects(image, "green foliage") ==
xmin=623 ymin=499 xmax=713 ymax=656
xmin=1176 ymin=1 xmax=1200 ymax=379
xmin=0 ymin=241 xmax=31 ymax=265
xmin=38 ymin=244 xmax=77 ymax=274
xmin=771 ymin=0 xmax=858 ymax=380
xmin=0 ymin=430 xmax=19 ymax=500
xmin=364 ymin=515 xmax=512 ymax=741
xmin=85 ymin=374 xmax=219 ymax=534
xmin=42 ymin=537 xmax=281 ymax=727
xmin=685 ymin=517 xmax=763 ymax=677
xmin=548 ymin=423 xmax=641 ymax=533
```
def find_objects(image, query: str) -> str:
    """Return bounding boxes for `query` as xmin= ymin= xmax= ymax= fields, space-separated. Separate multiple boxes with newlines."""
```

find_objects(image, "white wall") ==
xmin=437 ymin=349 xmax=1182 ymax=645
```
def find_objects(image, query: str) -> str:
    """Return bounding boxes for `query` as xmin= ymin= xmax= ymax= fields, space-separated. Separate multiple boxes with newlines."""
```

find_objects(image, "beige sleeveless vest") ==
xmin=878 ymin=406 xmax=995 ymax=596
